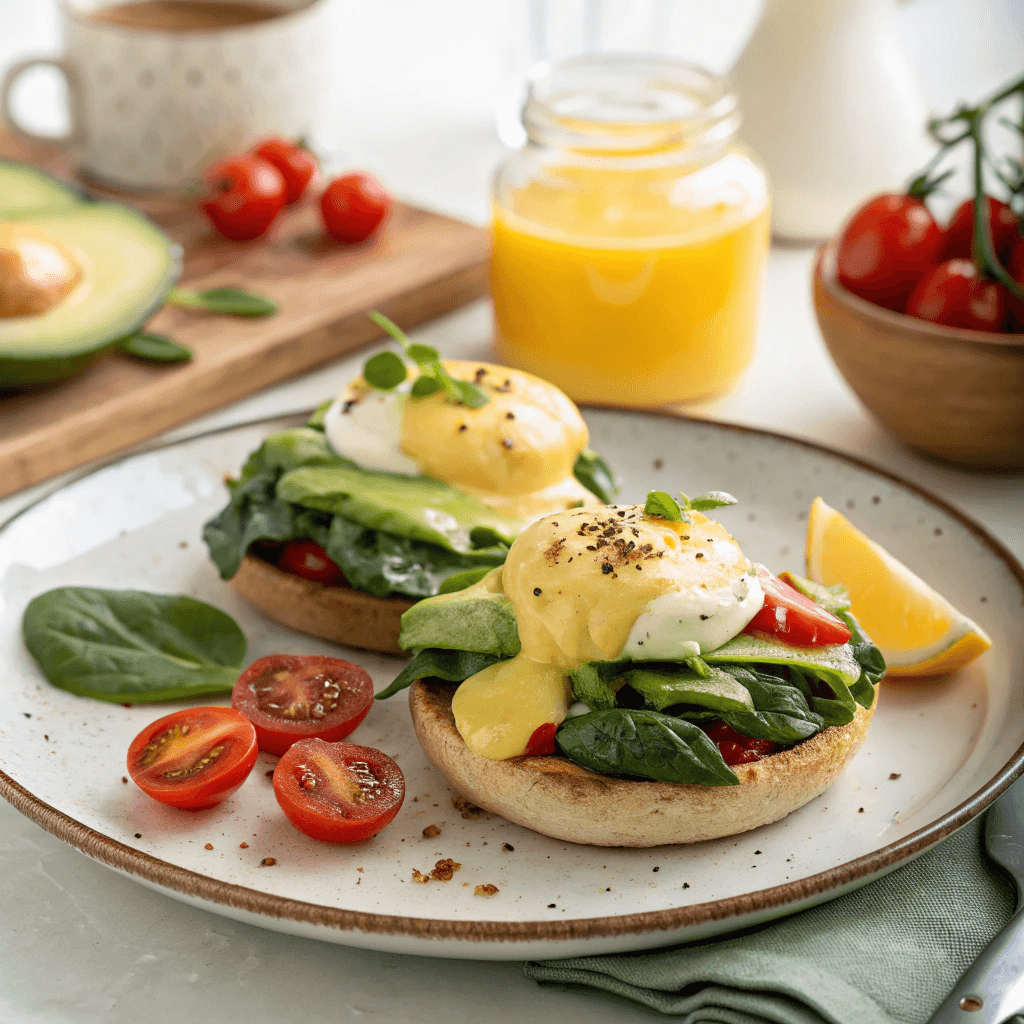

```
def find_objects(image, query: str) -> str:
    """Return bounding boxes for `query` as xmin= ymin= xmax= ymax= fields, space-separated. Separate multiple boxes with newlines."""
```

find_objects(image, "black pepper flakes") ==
xmin=695 ymin=552 xmax=705 ymax=560
xmin=601 ymin=562 xmax=614 ymax=574
xmin=889 ymin=773 xmax=902 ymax=780
xmin=502 ymin=843 xmax=515 ymax=852
xmin=505 ymin=412 xmax=515 ymax=420
xmin=547 ymin=903 xmax=556 ymax=908
xmin=260 ymin=857 xmax=277 ymax=867
xmin=533 ymin=587 xmax=542 ymax=596
xmin=458 ymin=423 xmax=468 ymax=433
xmin=342 ymin=399 xmax=356 ymax=414
xmin=653 ymin=866 xmax=660 ymax=872
xmin=134 ymin=833 xmax=142 ymax=839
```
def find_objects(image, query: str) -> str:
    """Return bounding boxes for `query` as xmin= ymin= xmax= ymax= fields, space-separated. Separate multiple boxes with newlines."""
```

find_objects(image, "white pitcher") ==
xmin=731 ymin=0 xmax=933 ymax=241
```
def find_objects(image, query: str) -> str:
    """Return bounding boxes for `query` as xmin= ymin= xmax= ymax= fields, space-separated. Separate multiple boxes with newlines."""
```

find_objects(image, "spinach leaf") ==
xmin=573 ymin=448 xmax=619 ymax=503
xmin=626 ymin=666 xmax=755 ymax=715
xmin=169 ymin=286 xmax=277 ymax=317
xmin=556 ymin=709 xmax=738 ymax=786
xmin=22 ymin=587 xmax=246 ymax=703
xmin=121 ymin=333 xmax=192 ymax=364
xmin=376 ymin=648 xmax=507 ymax=700
xmin=324 ymin=518 xmax=507 ymax=600
xmin=712 ymin=665 xmax=825 ymax=743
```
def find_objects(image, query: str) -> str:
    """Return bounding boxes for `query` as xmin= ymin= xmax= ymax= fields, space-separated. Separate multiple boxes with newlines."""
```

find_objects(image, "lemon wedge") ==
xmin=806 ymin=497 xmax=992 ymax=678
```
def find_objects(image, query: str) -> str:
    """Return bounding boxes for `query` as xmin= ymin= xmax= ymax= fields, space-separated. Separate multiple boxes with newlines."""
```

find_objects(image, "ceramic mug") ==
xmin=0 ymin=0 xmax=331 ymax=191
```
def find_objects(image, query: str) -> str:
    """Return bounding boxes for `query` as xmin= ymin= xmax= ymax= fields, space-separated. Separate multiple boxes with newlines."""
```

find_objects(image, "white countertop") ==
xmin=2 ymin=2 xmax=1023 ymax=1021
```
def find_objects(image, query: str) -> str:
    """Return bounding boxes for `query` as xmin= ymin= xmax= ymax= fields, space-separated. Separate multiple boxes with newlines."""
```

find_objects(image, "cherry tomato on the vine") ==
xmin=1007 ymin=240 xmax=1024 ymax=332
xmin=743 ymin=567 xmax=852 ymax=647
xmin=127 ymin=706 xmax=257 ymax=810
xmin=836 ymin=194 xmax=944 ymax=311
xmin=273 ymin=738 xmax=405 ymax=843
xmin=905 ymin=258 xmax=1008 ymax=332
xmin=201 ymin=155 xmax=287 ymax=241
xmin=253 ymin=138 xmax=318 ymax=204
xmin=232 ymin=654 xmax=374 ymax=756
xmin=277 ymin=539 xmax=345 ymax=585
xmin=941 ymin=196 xmax=1020 ymax=264
xmin=320 ymin=172 xmax=393 ymax=244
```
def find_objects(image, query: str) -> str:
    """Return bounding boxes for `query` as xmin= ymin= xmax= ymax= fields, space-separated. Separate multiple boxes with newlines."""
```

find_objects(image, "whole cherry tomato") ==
xmin=277 ymin=539 xmax=345 ymax=585
xmin=201 ymin=155 xmax=287 ymax=241
xmin=273 ymin=738 xmax=405 ymax=843
xmin=905 ymin=258 xmax=1008 ymax=332
xmin=232 ymin=654 xmax=374 ymax=756
xmin=743 ymin=567 xmax=852 ymax=647
xmin=1006 ymin=240 xmax=1024 ymax=332
xmin=127 ymin=706 xmax=258 ymax=810
xmin=835 ymin=194 xmax=944 ymax=311
xmin=320 ymin=172 xmax=393 ymax=244
xmin=253 ymin=138 xmax=318 ymax=204
xmin=941 ymin=196 xmax=1020 ymax=263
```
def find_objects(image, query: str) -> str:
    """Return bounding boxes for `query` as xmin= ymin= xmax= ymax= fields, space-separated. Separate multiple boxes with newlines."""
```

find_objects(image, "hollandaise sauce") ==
xmin=452 ymin=505 xmax=763 ymax=759
xmin=490 ymin=57 xmax=770 ymax=407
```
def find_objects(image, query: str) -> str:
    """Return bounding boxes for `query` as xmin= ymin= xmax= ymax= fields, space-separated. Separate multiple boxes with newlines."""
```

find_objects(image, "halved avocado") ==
xmin=1 ymin=202 xmax=180 ymax=387
xmin=0 ymin=160 xmax=83 ymax=218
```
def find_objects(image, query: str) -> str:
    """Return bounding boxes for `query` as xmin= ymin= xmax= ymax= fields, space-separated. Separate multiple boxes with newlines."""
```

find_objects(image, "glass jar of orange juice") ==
xmin=491 ymin=56 xmax=770 ymax=406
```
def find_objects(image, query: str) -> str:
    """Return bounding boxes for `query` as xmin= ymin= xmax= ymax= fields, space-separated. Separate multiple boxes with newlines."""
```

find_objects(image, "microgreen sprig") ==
xmin=643 ymin=490 xmax=738 ymax=524
xmin=363 ymin=311 xmax=489 ymax=408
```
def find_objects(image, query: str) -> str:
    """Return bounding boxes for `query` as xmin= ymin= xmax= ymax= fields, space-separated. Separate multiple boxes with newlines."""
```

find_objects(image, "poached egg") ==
xmin=452 ymin=504 xmax=765 ymax=759
xmin=323 ymin=359 xmax=596 ymax=522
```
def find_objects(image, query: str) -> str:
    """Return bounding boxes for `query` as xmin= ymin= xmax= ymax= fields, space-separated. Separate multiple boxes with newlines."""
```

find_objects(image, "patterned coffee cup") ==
xmin=1 ymin=0 xmax=331 ymax=191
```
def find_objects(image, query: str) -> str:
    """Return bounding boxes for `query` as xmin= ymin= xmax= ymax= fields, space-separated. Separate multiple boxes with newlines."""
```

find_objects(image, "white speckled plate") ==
xmin=1 ymin=411 xmax=1022 ymax=960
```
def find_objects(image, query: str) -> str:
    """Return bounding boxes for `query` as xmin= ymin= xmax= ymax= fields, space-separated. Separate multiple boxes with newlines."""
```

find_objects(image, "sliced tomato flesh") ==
xmin=524 ymin=722 xmax=558 ymax=757
xmin=232 ymin=654 xmax=374 ymax=756
xmin=277 ymin=539 xmax=345 ymax=585
xmin=273 ymin=738 xmax=404 ymax=843
xmin=743 ymin=567 xmax=852 ymax=647
xmin=127 ymin=707 xmax=257 ymax=810
xmin=705 ymin=720 xmax=778 ymax=765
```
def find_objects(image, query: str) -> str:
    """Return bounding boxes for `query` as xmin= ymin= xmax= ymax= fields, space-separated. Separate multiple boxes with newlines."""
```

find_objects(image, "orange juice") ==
xmin=490 ymin=58 xmax=770 ymax=406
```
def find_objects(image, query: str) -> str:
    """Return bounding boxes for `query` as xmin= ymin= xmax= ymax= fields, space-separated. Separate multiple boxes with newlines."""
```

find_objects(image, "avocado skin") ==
xmin=0 ymin=185 xmax=182 ymax=388
xmin=0 ymin=278 xmax=178 ymax=389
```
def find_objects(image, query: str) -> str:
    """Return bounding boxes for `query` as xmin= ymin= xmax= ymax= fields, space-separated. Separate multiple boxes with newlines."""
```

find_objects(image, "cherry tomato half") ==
xmin=835 ymin=193 xmax=944 ymax=311
xmin=127 ymin=706 xmax=257 ymax=810
xmin=277 ymin=539 xmax=345 ymax=585
xmin=273 ymin=738 xmax=405 ymax=842
xmin=905 ymin=258 xmax=1008 ymax=332
xmin=232 ymin=654 xmax=374 ymax=756
xmin=744 ymin=567 xmax=852 ymax=647
xmin=705 ymin=720 xmax=778 ymax=766
xmin=320 ymin=172 xmax=393 ymax=244
xmin=941 ymin=196 xmax=1020 ymax=264
xmin=524 ymin=722 xmax=558 ymax=757
xmin=253 ymin=138 xmax=318 ymax=204
xmin=201 ymin=155 xmax=287 ymax=241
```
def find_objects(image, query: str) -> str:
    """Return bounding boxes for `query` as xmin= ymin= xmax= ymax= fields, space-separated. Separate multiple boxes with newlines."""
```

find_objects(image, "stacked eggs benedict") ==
xmin=203 ymin=316 xmax=616 ymax=655
xmin=385 ymin=491 xmax=885 ymax=846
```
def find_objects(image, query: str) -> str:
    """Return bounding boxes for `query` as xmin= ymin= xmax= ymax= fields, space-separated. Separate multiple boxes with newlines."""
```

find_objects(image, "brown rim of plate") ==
xmin=2 ymin=408 xmax=1022 ymax=944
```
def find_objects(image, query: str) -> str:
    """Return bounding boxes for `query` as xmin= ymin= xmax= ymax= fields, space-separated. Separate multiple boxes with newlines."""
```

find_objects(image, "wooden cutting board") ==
xmin=0 ymin=132 xmax=490 ymax=500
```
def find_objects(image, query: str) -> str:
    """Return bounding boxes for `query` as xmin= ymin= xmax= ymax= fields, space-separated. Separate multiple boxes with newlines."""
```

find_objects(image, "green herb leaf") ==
xmin=169 ymin=287 xmax=277 ymax=316
xmin=573 ymin=449 xmax=620 ymax=503
xmin=363 ymin=351 xmax=408 ymax=390
xmin=449 ymin=377 xmax=489 ymax=408
xmin=689 ymin=491 xmax=739 ymax=512
xmin=120 ymin=333 xmax=192 ymax=364
xmin=556 ymin=709 xmax=739 ymax=786
xmin=306 ymin=400 xmax=332 ymax=430
xmin=406 ymin=343 xmax=440 ymax=366
xmin=376 ymin=648 xmax=507 ymax=701
xmin=644 ymin=490 xmax=686 ymax=522
xmin=410 ymin=375 xmax=444 ymax=398
xmin=368 ymin=310 xmax=410 ymax=346
xmin=22 ymin=587 xmax=246 ymax=703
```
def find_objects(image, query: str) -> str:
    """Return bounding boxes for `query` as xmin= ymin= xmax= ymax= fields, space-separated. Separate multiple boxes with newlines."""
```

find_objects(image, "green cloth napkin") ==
xmin=526 ymin=815 xmax=1023 ymax=1024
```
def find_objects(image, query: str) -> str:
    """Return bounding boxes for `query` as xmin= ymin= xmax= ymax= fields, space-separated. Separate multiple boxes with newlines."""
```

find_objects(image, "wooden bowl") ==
xmin=813 ymin=240 xmax=1024 ymax=470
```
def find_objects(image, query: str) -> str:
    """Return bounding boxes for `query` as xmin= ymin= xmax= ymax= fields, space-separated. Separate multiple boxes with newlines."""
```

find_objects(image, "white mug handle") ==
xmin=1 ymin=56 xmax=84 ymax=145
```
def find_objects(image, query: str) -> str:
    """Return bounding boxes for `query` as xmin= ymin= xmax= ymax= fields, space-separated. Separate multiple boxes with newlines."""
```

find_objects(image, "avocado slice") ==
xmin=0 ymin=160 xmax=83 ymax=218
xmin=1 ymin=202 xmax=180 ymax=387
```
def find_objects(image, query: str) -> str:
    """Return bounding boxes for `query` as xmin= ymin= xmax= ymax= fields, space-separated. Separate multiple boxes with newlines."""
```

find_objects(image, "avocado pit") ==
xmin=0 ymin=223 xmax=82 ymax=318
